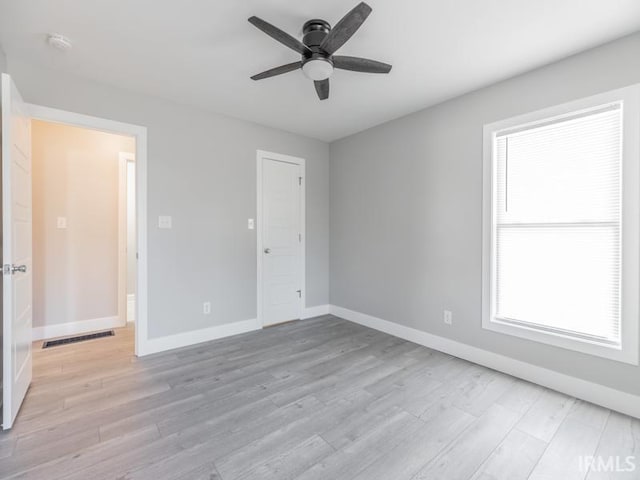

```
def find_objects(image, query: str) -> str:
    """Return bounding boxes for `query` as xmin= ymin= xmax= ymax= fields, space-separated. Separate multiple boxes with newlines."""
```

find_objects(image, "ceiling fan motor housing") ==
xmin=302 ymin=19 xmax=331 ymax=48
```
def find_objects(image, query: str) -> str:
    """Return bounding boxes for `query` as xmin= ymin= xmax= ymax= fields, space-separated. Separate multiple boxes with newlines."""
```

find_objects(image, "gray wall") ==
xmin=330 ymin=32 xmax=640 ymax=396
xmin=0 ymin=44 xmax=6 ymax=73
xmin=8 ymin=59 xmax=329 ymax=339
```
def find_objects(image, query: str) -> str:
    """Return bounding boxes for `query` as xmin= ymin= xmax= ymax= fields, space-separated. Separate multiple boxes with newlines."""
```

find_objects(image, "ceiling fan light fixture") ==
xmin=302 ymin=58 xmax=333 ymax=81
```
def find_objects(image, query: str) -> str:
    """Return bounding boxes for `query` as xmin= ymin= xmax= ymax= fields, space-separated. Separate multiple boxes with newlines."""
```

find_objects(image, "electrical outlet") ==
xmin=57 ymin=217 xmax=67 ymax=229
xmin=443 ymin=310 xmax=453 ymax=325
xmin=203 ymin=302 xmax=211 ymax=315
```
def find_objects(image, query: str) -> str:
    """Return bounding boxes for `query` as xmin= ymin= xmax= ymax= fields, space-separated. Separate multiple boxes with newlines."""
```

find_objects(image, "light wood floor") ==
xmin=0 ymin=316 xmax=639 ymax=479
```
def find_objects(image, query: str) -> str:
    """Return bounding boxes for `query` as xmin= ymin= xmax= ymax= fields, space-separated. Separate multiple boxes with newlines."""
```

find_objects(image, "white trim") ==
xmin=482 ymin=84 xmax=640 ymax=365
xmin=127 ymin=294 xmax=136 ymax=323
xmin=27 ymin=103 xmax=150 ymax=357
xmin=330 ymin=305 xmax=640 ymax=419
xmin=256 ymin=150 xmax=306 ymax=328
xmin=117 ymin=154 xmax=126 ymax=324
xmin=32 ymin=316 xmax=123 ymax=341
xmin=302 ymin=304 xmax=330 ymax=319
xmin=119 ymin=152 xmax=135 ymax=325
xmin=142 ymin=319 xmax=260 ymax=355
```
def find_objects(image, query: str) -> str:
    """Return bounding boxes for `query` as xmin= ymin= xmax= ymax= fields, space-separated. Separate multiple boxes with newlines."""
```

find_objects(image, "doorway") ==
xmin=31 ymin=120 xmax=136 ymax=342
xmin=256 ymin=150 xmax=305 ymax=327
xmin=27 ymin=103 xmax=149 ymax=360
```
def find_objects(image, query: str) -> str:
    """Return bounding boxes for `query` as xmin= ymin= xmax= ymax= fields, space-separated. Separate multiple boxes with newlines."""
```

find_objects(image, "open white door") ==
xmin=2 ymin=73 xmax=33 ymax=430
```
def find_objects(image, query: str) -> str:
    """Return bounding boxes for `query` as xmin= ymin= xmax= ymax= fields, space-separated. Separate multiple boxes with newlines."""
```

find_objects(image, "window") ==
xmin=482 ymin=85 xmax=640 ymax=364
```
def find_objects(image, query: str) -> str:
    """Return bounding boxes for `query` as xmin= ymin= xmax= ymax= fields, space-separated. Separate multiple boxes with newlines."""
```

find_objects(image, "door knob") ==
xmin=11 ymin=264 xmax=27 ymax=274
xmin=264 ymin=248 xmax=271 ymax=254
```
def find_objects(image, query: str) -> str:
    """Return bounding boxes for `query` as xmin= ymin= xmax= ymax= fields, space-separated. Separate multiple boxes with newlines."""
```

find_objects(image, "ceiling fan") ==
xmin=248 ymin=2 xmax=392 ymax=100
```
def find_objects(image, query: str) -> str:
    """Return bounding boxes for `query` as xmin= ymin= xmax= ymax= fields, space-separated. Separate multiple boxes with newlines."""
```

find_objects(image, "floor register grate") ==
xmin=42 ymin=330 xmax=115 ymax=348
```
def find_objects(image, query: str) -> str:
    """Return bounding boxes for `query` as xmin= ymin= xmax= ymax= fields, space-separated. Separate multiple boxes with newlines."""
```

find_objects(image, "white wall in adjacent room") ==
xmin=32 ymin=120 xmax=135 ymax=330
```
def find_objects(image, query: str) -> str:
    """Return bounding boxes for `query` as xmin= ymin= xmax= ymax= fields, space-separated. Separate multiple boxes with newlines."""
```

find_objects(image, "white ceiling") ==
xmin=1 ymin=0 xmax=639 ymax=142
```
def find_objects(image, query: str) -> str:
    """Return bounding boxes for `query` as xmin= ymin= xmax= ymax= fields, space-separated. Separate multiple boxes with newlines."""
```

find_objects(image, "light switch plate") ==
xmin=57 ymin=217 xmax=67 ymax=229
xmin=248 ymin=218 xmax=255 ymax=230
xmin=158 ymin=216 xmax=172 ymax=229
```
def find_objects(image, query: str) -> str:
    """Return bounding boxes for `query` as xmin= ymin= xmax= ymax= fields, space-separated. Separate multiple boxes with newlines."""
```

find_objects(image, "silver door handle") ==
xmin=264 ymin=248 xmax=271 ymax=254
xmin=11 ymin=264 xmax=27 ymax=274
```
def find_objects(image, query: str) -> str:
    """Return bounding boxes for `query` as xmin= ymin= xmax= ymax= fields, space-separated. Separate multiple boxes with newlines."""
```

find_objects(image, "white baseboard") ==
xmin=32 ymin=316 xmax=125 ymax=341
xmin=140 ymin=318 xmax=260 ymax=356
xmin=302 ymin=304 xmax=330 ymax=319
xmin=330 ymin=305 xmax=640 ymax=419
xmin=127 ymin=294 xmax=136 ymax=323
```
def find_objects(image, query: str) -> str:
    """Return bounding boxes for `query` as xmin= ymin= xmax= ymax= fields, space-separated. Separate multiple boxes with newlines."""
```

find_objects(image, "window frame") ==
xmin=482 ymin=84 xmax=640 ymax=365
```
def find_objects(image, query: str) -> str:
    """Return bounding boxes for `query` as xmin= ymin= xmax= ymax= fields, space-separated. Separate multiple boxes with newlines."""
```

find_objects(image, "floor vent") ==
xmin=42 ymin=330 xmax=115 ymax=348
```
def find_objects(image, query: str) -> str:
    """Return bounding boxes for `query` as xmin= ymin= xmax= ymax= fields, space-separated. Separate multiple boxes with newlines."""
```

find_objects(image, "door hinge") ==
xmin=298 ymin=233 xmax=302 ymax=242
xmin=296 ymin=289 xmax=302 ymax=298
xmin=298 ymin=176 xmax=302 ymax=186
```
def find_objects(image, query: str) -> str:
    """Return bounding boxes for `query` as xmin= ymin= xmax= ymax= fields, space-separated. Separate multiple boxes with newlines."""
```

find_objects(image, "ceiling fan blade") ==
xmin=248 ymin=16 xmax=311 ymax=55
xmin=314 ymin=79 xmax=329 ymax=100
xmin=333 ymin=56 xmax=392 ymax=74
xmin=251 ymin=62 xmax=302 ymax=80
xmin=320 ymin=2 xmax=372 ymax=55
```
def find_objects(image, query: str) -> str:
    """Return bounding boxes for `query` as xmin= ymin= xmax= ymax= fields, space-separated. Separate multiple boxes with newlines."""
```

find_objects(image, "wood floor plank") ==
xmin=410 ymin=404 xmax=521 ymax=480
xmin=528 ymin=417 xmax=604 ymax=480
xmin=319 ymin=401 xmax=405 ymax=450
xmin=352 ymin=406 xmax=476 ymax=480
xmin=172 ymin=463 xmax=221 ymax=480
xmin=235 ymin=434 xmax=334 ymax=480
xmin=565 ymin=399 xmax=611 ymax=431
xmin=362 ymin=371 xmax=443 ymax=418
xmin=170 ymin=394 xmax=326 ymax=456
xmin=61 ymin=435 xmax=182 ymax=480
xmin=452 ymin=369 xmax=516 ymax=416
xmin=6 ymin=425 xmax=161 ymax=480
xmin=296 ymin=410 xmax=422 ymax=480
xmin=215 ymin=392 xmax=378 ymax=479
xmin=469 ymin=428 xmax=547 ymax=480
xmin=2 ymin=425 xmax=100 ymax=477
xmin=495 ymin=378 xmax=544 ymax=415
xmin=585 ymin=411 xmax=640 ymax=480
xmin=515 ymin=388 xmax=576 ymax=442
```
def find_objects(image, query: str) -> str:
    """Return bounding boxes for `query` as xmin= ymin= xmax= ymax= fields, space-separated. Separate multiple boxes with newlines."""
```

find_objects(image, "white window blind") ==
xmin=492 ymin=104 xmax=622 ymax=346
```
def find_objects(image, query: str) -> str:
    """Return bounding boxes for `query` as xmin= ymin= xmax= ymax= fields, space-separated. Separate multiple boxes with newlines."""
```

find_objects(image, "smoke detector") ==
xmin=47 ymin=34 xmax=72 ymax=51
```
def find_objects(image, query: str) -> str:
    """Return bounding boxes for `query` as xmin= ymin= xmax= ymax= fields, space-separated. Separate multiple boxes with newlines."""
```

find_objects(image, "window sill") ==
xmin=482 ymin=316 xmax=638 ymax=365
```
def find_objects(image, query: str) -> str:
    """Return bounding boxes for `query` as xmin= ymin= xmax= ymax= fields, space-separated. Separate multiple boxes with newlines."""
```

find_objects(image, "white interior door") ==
xmin=259 ymin=153 xmax=304 ymax=327
xmin=2 ymin=73 xmax=33 ymax=430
